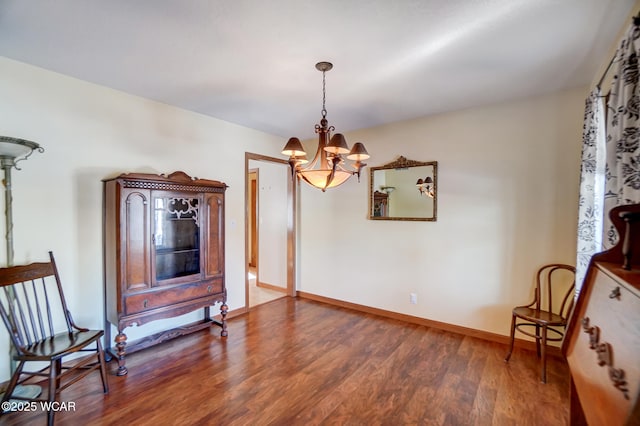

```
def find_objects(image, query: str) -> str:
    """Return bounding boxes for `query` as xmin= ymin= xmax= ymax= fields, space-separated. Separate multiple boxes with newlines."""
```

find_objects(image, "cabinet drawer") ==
xmin=567 ymin=266 xmax=640 ymax=426
xmin=125 ymin=279 xmax=223 ymax=315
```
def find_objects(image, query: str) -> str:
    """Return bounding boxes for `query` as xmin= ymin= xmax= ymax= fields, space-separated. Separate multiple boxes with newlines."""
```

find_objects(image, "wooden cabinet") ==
xmin=372 ymin=190 xmax=388 ymax=217
xmin=563 ymin=204 xmax=640 ymax=425
xmin=103 ymin=171 xmax=227 ymax=376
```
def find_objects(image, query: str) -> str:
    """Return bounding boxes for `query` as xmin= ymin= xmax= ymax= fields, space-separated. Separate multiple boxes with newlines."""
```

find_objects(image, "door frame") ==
xmin=244 ymin=152 xmax=297 ymax=309
xmin=248 ymin=169 xmax=258 ymax=269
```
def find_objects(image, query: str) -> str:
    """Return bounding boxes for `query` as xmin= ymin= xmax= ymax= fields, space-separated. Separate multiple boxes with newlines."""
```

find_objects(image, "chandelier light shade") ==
xmin=282 ymin=137 xmax=305 ymax=157
xmin=282 ymin=61 xmax=370 ymax=192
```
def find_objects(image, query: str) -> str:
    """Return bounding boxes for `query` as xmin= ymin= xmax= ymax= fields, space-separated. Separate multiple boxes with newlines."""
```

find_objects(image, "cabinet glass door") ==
xmin=153 ymin=194 xmax=201 ymax=282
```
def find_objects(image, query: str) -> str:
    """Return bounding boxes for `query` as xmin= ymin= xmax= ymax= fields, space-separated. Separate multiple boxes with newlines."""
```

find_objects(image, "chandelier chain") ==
xmin=321 ymin=70 xmax=327 ymax=118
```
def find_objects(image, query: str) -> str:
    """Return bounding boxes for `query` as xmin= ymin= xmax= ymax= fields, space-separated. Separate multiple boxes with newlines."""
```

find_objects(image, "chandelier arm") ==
xmin=324 ymin=160 xmax=339 ymax=191
xmin=334 ymin=162 xmax=353 ymax=173
xmin=299 ymin=155 xmax=320 ymax=172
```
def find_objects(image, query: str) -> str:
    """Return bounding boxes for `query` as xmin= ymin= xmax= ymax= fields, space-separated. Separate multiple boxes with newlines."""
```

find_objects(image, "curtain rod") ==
xmin=596 ymin=55 xmax=616 ymax=90
xmin=596 ymin=12 xmax=640 ymax=89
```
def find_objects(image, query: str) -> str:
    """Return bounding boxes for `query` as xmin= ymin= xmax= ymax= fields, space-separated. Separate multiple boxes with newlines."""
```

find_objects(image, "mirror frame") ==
xmin=368 ymin=156 xmax=438 ymax=222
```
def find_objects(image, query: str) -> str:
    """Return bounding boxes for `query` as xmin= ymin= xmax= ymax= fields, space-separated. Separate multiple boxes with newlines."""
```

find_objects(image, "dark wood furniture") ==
xmin=103 ymin=171 xmax=227 ymax=376
xmin=0 ymin=252 xmax=109 ymax=426
xmin=372 ymin=190 xmax=388 ymax=217
xmin=563 ymin=203 xmax=640 ymax=426
xmin=504 ymin=263 xmax=576 ymax=383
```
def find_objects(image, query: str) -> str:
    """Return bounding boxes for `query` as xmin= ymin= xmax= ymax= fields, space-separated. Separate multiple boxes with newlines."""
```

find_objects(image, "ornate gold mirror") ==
xmin=369 ymin=156 xmax=438 ymax=221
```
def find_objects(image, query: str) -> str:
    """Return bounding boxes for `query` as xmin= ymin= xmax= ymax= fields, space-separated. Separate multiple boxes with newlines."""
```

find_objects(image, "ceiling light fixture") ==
xmin=282 ymin=61 xmax=370 ymax=192
xmin=416 ymin=176 xmax=435 ymax=198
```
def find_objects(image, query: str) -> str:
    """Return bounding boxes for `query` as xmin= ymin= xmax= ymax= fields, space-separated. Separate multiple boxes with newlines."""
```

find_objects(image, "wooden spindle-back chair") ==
xmin=0 ymin=252 xmax=108 ymax=425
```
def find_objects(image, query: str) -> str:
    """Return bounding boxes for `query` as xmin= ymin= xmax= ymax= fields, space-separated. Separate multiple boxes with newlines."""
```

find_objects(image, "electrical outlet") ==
xmin=410 ymin=293 xmax=418 ymax=304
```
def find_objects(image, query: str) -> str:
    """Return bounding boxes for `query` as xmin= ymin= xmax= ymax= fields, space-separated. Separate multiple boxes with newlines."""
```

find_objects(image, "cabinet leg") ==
xmin=220 ymin=303 xmax=228 ymax=337
xmin=115 ymin=331 xmax=128 ymax=376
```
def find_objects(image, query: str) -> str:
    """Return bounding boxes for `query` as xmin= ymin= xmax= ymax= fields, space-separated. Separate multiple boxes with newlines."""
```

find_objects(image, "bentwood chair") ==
xmin=504 ymin=263 xmax=576 ymax=383
xmin=0 ymin=252 xmax=109 ymax=425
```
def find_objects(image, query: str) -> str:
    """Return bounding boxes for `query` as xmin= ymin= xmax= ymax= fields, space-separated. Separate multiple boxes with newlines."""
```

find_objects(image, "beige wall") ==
xmin=0 ymin=57 xmax=284 ymax=382
xmin=299 ymin=87 xmax=585 ymax=335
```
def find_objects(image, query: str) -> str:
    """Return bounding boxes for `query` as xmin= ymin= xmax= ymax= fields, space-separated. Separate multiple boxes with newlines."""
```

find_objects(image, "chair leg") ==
xmin=0 ymin=360 xmax=24 ymax=416
xmin=47 ymin=359 xmax=61 ymax=426
xmin=55 ymin=358 xmax=62 ymax=391
xmin=540 ymin=326 xmax=548 ymax=384
xmin=535 ymin=325 xmax=541 ymax=358
xmin=505 ymin=314 xmax=516 ymax=362
xmin=97 ymin=339 xmax=109 ymax=393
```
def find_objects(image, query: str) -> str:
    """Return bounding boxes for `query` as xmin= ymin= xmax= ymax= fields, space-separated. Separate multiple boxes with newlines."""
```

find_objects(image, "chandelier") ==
xmin=416 ymin=176 xmax=435 ymax=198
xmin=281 ymin=61 xmax=370 ymax=192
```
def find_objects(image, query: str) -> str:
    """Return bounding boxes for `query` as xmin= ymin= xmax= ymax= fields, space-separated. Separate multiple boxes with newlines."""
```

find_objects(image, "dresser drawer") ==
xmin=125 ymin=278 xmax=223 ymax=315
xmin=567 ymin=266 xmax=640 ymax=426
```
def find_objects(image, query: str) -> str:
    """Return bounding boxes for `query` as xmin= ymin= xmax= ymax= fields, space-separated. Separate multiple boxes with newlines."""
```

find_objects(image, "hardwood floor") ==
xmin=1 ymin=297 xmax=570 ymax=425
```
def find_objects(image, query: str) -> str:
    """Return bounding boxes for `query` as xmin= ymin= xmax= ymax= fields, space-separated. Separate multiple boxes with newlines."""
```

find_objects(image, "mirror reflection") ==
xmin=369 ymin=156 xmax=438 ymax=221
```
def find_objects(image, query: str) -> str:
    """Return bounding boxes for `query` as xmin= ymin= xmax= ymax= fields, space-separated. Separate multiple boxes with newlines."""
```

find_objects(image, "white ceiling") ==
xmin=0 ymin=0 xmax=636 ymax=139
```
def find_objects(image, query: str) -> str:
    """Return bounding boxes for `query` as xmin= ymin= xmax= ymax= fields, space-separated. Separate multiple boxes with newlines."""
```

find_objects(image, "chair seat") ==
xmin=513 ymin=307 xmax=565 ymax=326
xmin=15 ymin=330 xmax=104 ymax=361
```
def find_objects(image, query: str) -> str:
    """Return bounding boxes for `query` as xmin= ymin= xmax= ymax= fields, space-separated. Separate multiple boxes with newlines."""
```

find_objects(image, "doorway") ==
xmin=245 ymin=153 xmax=296 ymax=309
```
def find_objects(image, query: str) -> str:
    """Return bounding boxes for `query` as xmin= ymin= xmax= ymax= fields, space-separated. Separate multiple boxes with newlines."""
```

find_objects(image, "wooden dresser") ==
xmin=563 ymin=204 xmax=640 ymax=425
xmin=103 ymin=171 xmax=227 ymax=376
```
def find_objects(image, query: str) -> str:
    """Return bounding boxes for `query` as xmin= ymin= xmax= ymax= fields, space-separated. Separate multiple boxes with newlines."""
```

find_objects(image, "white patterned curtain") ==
xmin=602 ymin=23 xmax=640 ymax=251
xmin=576 ymin=21 xmax=640 ymax=290
xmin=575 ymin=90 xmax=606 ymax=288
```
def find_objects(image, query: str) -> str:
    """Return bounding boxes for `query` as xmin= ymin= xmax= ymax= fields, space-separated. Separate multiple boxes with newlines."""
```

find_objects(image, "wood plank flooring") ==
xmin=1 ymin=297 xmax=570 ymax=425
